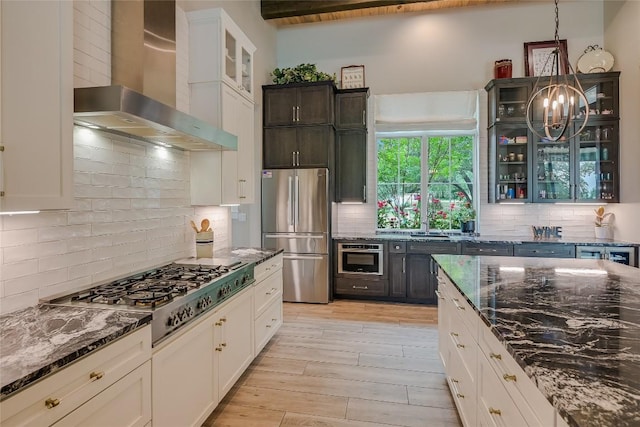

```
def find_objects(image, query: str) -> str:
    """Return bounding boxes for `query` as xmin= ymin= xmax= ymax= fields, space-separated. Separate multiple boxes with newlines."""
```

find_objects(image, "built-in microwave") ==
xmin=337 ymin=243 xmax=384 ymax=275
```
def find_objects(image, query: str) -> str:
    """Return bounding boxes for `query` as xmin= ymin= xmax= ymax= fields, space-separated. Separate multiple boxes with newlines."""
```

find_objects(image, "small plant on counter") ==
xmin=270 ymin=63 xmax=336 ymax=85
xmin=594 ymin=206 xmax=612 ymax=227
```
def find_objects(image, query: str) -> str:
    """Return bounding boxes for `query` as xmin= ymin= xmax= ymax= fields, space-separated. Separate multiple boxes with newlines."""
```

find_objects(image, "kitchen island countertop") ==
xmin=433 ymin=254 xmax=640 ymax=427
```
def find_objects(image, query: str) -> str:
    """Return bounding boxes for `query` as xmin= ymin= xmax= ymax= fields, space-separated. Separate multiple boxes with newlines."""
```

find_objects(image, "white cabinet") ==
xmin=214 ymin=288 xmax=254 ymax=399
xmin=151 ymin=315 xmax=217 ymax=427
xmin=1 ymin=326 xmax=151 ymax=427
xmin=152 ymin=286 xmax=253 ymax=426
xmin=188 ymin=8 xmax=256 ymax=206
xmin=253 ymin=254 xmax=283 ymax=354
xmin=187 ymin=8 xmax=255 ymax=101
xmin=0 ymin=0 xmax=73 ymax=212
xmin=190 ymin=81 xmax=255 ymax=205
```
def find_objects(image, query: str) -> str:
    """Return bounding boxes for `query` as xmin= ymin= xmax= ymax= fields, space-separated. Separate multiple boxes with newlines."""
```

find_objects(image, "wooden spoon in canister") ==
xmin=190 ymin=220 xmax=200 ymax=233
xmin=200 ymin=218 xmax=210 ymax=233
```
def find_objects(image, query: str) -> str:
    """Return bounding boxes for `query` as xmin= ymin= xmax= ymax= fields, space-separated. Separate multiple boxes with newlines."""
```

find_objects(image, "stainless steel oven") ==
xmin=337 ymin=243 xmax=384 ymax=275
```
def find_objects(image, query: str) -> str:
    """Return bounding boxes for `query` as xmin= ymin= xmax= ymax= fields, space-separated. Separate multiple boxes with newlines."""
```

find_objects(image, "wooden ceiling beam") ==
xmin=261 ymin=1 xmax=431 ymax=20
xmin=262 ymin=0 xmax=515 ymax=26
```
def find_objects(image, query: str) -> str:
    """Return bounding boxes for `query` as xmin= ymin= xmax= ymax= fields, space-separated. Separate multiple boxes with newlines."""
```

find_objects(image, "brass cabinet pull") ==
xmin=45 ymin=398 xmax=60 ymax=409
xmin=266 ymin=288 xmax=277 ymax=295
xmin=220 ymin=317 xmax=227 ymax=322
xmin=456 ymin=393 xmax=465 ymax=398
xmin=266 ymin=324 xmax=272 ymax=328
xmin=456 ymin=343 xmax=465 ymax=349
xmin=221 ymin=342 xmax=227 ymax=347
xmin=503 ymin=374 xmax=517 ymax=382
xmin=489 ymin=353 xmax=502 ymax=360
xmin=89 ymin=371 xmax=104 ymax=381
xmin=451 ymin=378 xmax=459 ymax=383
xmin=215 ymin=321 xmax=223 ymax=326
xmin=272 ymin=318 xmax=278 ymax=321
xmin=450 ymin=332 xmax=459 ymax=337
xmin=489 ymin=407 xmax=502 ymax=416
xmin=215 ymin=346 xmax=223 ymax=351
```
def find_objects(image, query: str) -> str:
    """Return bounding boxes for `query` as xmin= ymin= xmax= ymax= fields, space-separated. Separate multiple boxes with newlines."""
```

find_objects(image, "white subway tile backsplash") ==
xmin=4 ymin=268 xmax=68 ymax=297
xmin=91 ymin=173 xmax=131 ymax=187
xmin=67 ymin=211 xmax=113 ymax=225
xmin=112 ymin=187 xmax=147 ymax=199
xmin=67 ymin=235 xmax=114 ymax=252
xmin=39 ymin=276 xmax=93 ymax=301
xmin=1 ymin=212 xmax=68 ymax=231
xmin=39 ymin=225 xmax=92 ymax=243
xmin=1 ymin=260 xmax=38 ymax=281
xmin=0 ymin=290 xmax=39 ymax=316
xmin=3 ymin=241 xmax=68 ymax=264
xmin=92 ymin=198 xmax=131 ymax=211
xmin=1 ymin=229 xmax=38 ymax=247
xmin=75 ymin=183 xmax=112 ymax=198
xmin=39 ymin=251 xmax=93 ymax=273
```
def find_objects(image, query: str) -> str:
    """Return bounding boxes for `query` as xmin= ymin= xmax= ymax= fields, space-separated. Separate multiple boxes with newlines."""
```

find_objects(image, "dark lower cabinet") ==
xmin=461 ymin=242 xmax=513 ymax=256
xmin=406 ymin=254 xmax=434 ymax=302
xmin=388 ymin=253 xmax=406 ymax=298
xmin=334 ymin=277 xmax=388 ymax=297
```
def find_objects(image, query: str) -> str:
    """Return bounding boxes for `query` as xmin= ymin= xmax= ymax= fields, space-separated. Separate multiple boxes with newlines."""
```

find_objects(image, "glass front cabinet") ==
xmin=486 ymin=72 xmax=620 ymax=204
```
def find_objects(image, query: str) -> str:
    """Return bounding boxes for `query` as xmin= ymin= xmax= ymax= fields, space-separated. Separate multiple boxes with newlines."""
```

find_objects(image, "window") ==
xmin=376 ymin=133 xmax=475 ymax=232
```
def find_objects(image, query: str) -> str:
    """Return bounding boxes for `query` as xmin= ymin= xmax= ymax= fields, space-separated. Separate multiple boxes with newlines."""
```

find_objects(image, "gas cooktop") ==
xmin=47 ymin=261 xmax=254 ymax=345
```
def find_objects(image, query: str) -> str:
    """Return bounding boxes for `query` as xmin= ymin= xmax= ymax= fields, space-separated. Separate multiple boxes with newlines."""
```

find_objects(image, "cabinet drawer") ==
xmin=388 ymin=242 xmax=406 ymax=253
xmin=513 ymin=243 xmax=575 ymax=258
xmin=254 ymin=299 xmax=282 ymax=354
xmin=254 ymin=253 xmax=283 ymax=283
xmin=407 ymin=242 xmax=460 ymax=254
xmin=53 ymin=361 xmax=151 ymax=427
xmin=447 ymin=314 xmax=478 ymax=383
xmin=1 ymin=326 xmax=151 ymax=427
xmin=477 ymin=353 xmax=528 ymax=427
xmin=446 ymin=354 xmax=477 ymax=427
xmin=334 ymin=278 xmax=388 ymax=296
xmin=254 ymin=268 xmax=283 ymax=318
xmin=462 ymin=242 xmax=513 ymax=256
xmin=479 ymin=325 xmax=555 ymax=426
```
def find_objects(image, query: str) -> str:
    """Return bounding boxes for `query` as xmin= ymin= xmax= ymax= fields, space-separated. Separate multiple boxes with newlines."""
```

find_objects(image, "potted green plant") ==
xmin=270 ymin=63 xmax=336 ymax=85
xmin=594 ymin=206 xmax=613 ymax=239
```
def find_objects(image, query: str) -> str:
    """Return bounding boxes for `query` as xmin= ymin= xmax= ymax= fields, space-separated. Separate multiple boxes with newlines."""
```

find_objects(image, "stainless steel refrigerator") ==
xmin=261 ymin=168 xmax=329 ymax=303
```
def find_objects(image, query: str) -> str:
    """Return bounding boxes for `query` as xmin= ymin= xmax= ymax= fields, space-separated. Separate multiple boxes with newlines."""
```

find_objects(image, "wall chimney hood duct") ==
xmin=73 ymin=0 xmax=236 ymax=151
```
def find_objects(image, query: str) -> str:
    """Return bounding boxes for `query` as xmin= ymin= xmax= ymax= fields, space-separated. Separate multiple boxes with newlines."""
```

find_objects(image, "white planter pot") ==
xmin=594 ymin=226 xmax=612 ymax=239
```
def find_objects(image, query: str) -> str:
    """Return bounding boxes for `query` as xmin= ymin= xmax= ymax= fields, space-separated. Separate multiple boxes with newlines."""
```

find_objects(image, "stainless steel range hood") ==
xmin=73 ymin=0 xmax=236 ymax=151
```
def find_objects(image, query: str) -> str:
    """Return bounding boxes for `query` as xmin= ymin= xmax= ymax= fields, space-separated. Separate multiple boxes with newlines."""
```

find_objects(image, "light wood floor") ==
xmin=202 ymin=300 xmax=461 ymax=427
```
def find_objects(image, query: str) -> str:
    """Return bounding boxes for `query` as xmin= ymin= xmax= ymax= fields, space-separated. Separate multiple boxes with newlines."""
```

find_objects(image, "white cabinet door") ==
xmin=189 ymin=81 xmax=255 ymax=206
xmin=53 ymin=361 xmax=151 ymax=427
xmin=187 ymin=8 xmax=255 ymax=101
xmin=221 ymin=84 xmax=255 ymax=204
xmin=152 ymin=317 xmax=217 ymax=427
xmin=0 ymin=1 xmax=73 ymax=212
xmin=214 ymin=288 xmax=254 ymax=400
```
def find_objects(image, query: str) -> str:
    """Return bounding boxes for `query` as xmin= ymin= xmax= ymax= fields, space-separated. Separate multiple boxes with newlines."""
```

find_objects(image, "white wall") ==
xmin=277 ymin=1 xmax=638 ymax=243
xmin=604 ymin=0 xmax=640 ymax=243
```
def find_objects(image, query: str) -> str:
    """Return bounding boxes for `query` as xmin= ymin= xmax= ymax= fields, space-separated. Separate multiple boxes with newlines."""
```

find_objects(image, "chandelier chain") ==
xmin=554 ymin=0 xmax=560 ymax=46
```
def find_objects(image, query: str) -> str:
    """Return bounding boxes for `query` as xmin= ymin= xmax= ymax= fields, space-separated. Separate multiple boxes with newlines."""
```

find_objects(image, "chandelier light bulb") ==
xmin=558 ymin=94 xmax=565 ymax=104
xmin=543 ymin=98 xmax=549 ymax=108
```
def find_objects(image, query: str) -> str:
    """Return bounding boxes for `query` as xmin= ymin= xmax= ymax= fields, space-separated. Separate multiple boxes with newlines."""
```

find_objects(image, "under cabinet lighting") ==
xmin=554 ymin=268 xmax=607 ymax=275
xmin=0 ymin=211 xmax=40 ymax=215
xmin=499 ymin=267 xmax=525 ymax=273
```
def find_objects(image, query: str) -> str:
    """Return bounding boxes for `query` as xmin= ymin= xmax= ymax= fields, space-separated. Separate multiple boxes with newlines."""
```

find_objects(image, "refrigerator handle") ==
xmin=288 ymin=175 xmax=294 ymax=226
xmin=264 ymin=234 xmax=324 ymax=239
xmin=294 ymin=174 xmax=300 ymax=226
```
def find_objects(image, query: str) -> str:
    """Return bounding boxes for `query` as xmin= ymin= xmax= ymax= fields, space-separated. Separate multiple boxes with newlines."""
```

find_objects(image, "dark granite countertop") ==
xmin=0 ymin=305 xmax=151 ymax=401
xmin=433 ymin=254 xmax=640 ymax=427
xmin=333 ymin=232 xmax=638 ymax=246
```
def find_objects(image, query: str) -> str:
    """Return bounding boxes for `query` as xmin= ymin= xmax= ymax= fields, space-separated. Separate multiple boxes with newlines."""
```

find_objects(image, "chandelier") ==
xmin=525 ymin=0 xmax=588 ymax=142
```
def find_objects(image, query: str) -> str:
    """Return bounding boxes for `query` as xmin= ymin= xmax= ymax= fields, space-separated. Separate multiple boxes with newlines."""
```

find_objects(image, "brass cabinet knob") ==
xmin=45 ymin=398 xmax=60 ymax=409
xmin=503 ymin=374 xmax=517 ymax=382
xmin=215 ymin=346 xmax=223 ymax=351
xmin=489 ymin=407 xmax=502 ymax=416
xmin=89 ymin=371 xmax=104 ymax=381
xmin=489 ymin=353 xmax=502 ymax=360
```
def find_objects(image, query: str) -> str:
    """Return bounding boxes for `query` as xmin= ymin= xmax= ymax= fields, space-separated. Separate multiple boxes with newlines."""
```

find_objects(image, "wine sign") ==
xmin=532 ymin=225 xmax=563 ymax=239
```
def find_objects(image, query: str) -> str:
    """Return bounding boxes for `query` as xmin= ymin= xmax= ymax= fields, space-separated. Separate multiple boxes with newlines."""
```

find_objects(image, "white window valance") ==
xmin=374 ymin=90 xmax=479 ymax=131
